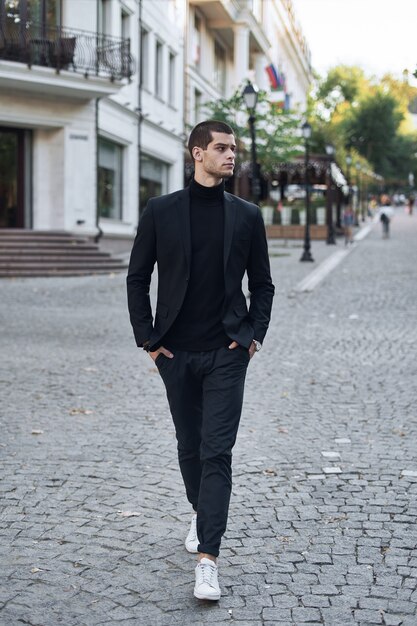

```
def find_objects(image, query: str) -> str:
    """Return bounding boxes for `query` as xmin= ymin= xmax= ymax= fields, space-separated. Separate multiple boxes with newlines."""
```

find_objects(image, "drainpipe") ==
xmin=94 ymin=96 xmax=103 ymax=244
xmin=137 ymin=0 xmax=143 ymax=221
xmin=94 ymin=0 xmax=103 ymax=243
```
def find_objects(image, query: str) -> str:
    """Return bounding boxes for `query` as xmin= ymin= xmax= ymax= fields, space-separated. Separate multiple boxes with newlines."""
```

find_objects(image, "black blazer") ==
xmin=127 ymin=187 xmax=275 ymax=350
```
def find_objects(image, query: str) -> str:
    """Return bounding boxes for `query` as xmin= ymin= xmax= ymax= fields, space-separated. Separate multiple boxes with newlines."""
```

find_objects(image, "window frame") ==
xmin=98 ymin=136 xmax=124 ymax=222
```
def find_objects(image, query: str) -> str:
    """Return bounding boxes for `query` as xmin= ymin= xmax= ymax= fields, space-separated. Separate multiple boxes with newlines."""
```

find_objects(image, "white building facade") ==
xmin=185 ymin=0 xmax=312 ymax=126
xmin=137 ymin=0 xmax=184 ymax=221
xmin=0 ymin=0 xmax=310 ymax=242
xmin=0 ymin=0 xmax=184 ymax=241
xmin=262 ymin=0 xmax=312 ymax=110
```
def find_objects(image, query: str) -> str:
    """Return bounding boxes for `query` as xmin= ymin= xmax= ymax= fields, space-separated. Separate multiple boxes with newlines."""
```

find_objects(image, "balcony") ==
xmin=0 ymin=21 xmax=135 ymax=99
xmin=191 ymin=0 xmax=269 ymax=55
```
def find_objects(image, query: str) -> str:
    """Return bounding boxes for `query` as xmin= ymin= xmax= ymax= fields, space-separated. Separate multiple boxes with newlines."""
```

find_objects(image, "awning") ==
xmin=330 ymin=162 xmax=348 ymax=188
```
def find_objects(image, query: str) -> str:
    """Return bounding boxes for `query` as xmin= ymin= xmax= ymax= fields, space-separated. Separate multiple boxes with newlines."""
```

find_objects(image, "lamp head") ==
xmin=242 ymin=81 xmax=259 ymax=112
xmin=301 ymin=121 xmax=312 ymax=140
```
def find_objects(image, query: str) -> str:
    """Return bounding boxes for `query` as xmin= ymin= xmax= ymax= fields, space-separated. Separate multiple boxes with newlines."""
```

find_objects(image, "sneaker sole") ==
xmin=194 ymin=589 xmax=221 ymax=601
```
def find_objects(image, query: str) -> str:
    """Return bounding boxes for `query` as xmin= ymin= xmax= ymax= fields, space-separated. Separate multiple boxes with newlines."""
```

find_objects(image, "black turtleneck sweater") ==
xmin=162 ymin=178 xmax=229 ymax=351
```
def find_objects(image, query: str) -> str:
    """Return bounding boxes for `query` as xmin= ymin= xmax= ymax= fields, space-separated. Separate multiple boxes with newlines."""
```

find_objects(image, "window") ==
xmin=2 ymin=0 xmax=60 ymax=38
xmin=140 ymin=154 xmax=168 ymax=212
xmin=214 ymin=40 xmax=226 ymax=94
xmin=194 ymin=88 xmax=202 ymax=124
xmin=155 ymin=39 xmax=163 ymax=98
xmin=168 ymin=51 xmax=176 ymax=106
xmin=140 ymin=28 xmax=149 ymax=88
xmin=121 ymin=9 xmax=130 ymax=40
xmin=98 ymin=0 xmax=110 ymax=35
xmin=192 ymin=13 xmax=201 ymax=68
xmin=3 ymin=0 xmax=60 ymax=27
xmin=98 ymin=138 xmax=123 ymax=220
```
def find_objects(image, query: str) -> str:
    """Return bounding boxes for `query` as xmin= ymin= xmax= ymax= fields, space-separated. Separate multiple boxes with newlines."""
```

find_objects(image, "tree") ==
xmin=308 ymin=66 xmax=417 ymax=186
xmin=316 ymin=65 xmax=368 ymax=115
xmin=343 ymin=90 xmax=403 ymax=175
xmin=203 ymin=87 xmax=302 ymax=179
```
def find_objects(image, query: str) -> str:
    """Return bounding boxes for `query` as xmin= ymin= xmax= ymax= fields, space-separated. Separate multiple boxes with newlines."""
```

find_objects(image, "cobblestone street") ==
xmin=1 ymin=209 xmax=417 ymax=626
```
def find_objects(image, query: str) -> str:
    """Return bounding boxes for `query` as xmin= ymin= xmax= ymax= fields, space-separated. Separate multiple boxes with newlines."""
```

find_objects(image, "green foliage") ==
xmin=316 ymin=65 xmax=367 ymax=111
xmin=342 ymin=90 xmax=404 ymax=177
xmin=309 ymin=65 xmax=417 ymax=186
xmin=203 ymin=87 xmax=303 ymax=177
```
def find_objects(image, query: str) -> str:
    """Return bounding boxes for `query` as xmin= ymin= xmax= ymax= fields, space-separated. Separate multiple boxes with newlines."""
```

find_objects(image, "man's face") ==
xmin=194 ymin=132 xmax=236 ymax=179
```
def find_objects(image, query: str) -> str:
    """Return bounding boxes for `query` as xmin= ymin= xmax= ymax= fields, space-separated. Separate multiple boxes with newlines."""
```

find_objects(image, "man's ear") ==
xmin=192 ymin=146 xmax=203 ymax=162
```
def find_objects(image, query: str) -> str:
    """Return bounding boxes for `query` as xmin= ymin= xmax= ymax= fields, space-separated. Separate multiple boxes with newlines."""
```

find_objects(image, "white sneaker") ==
xmin=185 ymin=514 xmax=199 ymax=553
xmin=194 ymin=557 xmax=221 ymax=601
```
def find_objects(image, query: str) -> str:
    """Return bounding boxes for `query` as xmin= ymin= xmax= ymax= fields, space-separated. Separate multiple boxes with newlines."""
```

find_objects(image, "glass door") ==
xmin=1 ymin=0 xmax=60 ymax=28
xmin=1 ymin=1 xmax=61 ymax=64
xmin=0 ymin=128 xmax=28 ymax=228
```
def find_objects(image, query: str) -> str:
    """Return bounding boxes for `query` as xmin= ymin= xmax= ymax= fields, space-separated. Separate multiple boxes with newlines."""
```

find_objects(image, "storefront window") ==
xmin=140 ymin=154 xmax=168 ymax=213
xmin=98 ymin=137 xmax=123 ymax=220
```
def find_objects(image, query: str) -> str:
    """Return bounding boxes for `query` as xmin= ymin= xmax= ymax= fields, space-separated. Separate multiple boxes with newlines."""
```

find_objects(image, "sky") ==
xmin=291 ymin=0 xmax=417 ymax=82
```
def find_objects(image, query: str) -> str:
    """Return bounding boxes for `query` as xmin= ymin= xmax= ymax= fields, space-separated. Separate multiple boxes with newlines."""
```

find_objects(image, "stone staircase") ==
xmin=0 ymin=230 xmax=128 ymax=277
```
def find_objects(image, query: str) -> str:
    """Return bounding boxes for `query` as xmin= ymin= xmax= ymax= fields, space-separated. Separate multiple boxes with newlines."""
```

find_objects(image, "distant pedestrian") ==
xmin=368 ymin=197 xmax=378 ymax=217
xmin=342 ymin=206 xmax=354 ymax=245
xmin=380 ymin=211 xmax=390 ymax=238
xmin=127 ymin=120 xmax=274 ymax=601
xmin=408 ymin=195 xmax=414 ymax=216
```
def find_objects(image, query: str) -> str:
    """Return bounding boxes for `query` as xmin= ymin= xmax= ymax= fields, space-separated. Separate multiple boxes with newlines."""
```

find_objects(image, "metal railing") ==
xmin=0 ymin=21 xmax=134 ymax=81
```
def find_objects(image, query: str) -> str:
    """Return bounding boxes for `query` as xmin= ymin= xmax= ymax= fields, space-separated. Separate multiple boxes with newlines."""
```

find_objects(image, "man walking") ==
xmin=127 ymin=120 xmax=274 ymax=600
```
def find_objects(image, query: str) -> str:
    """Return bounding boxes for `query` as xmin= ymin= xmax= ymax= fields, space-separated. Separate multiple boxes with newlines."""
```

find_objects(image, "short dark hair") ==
xmin=188 ymin=120 xmax=235 ymax=159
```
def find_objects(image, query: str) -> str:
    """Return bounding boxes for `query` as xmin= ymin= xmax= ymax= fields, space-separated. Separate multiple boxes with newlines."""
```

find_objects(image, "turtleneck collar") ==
xmin=190 ymin=177 xmax=225 ymax=202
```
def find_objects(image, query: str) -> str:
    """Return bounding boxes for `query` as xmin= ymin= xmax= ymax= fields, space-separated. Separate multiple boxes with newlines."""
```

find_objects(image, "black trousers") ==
xmin=155 ymin=345 xmax=249 ymax=557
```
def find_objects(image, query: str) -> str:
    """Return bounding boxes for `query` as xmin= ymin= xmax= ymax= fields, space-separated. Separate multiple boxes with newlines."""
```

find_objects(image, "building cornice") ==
xmin=278 ymin=0 xmax=312 ymax=76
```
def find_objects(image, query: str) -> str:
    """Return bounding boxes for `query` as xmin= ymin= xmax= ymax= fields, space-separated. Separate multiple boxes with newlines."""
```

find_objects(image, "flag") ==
xmin=265 ymin=64 xmax=280 ymax=90
xmin=270 ymin=89 xmax=285 ymax=109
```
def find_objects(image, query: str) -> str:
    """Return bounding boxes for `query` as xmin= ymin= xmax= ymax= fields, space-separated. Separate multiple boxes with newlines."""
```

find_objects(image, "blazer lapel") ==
xmin=176 ymin=188 xmax=191 ymax=271
xmin=224 ymin=192 xmax=237 ymax=272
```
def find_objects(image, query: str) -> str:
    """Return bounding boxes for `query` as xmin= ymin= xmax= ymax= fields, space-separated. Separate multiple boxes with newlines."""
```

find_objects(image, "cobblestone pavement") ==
xmin=1 ymin=210 xmax=417 ymax=626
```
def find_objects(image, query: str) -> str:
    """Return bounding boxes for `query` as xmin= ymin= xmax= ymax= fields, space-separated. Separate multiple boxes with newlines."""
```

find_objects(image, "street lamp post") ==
xmin=242 ymin=81 xmax=260 ymax=204
xmin=356 ymin=162 xmax=362 ymax=223
xmin=346 ymin=154 xmax=352 ymax=208
xmin=342 ymin=153 xmax=352 ymax=230
xmin=300 ymin=121 xmax=314 ymax=262
xmin=325 ymin=143 xmax=336 ymax=245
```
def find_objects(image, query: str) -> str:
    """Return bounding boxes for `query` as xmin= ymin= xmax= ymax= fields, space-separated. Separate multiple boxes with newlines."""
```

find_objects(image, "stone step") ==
xmin=0 ymin=241 xmax=98 ymax=249
xmin=0 ymin=268 xmax=125 ymax=277
xmin=0 ymin=244 xmax=111 ymax=259
xmin=0 ymin=260 xmax=125 ymax=269
xmin=0 ymin=234 xmax=89 ymax=243
xmin=0 ymin=228 xmax=71 ymax=233
xmin=0 ymin=251 xmax=113 ymax=259
xmin=0 ymin=229 xmax=127 ymax=277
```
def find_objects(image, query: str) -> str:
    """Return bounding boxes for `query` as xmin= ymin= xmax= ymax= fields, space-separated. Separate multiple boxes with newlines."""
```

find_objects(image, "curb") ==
xmin=294 ymin=223 xmax=374 ymax=293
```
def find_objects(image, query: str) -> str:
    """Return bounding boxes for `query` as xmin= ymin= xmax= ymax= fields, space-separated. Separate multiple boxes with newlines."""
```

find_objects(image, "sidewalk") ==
xmin=1 ymin=208 xmax=416 ymax=626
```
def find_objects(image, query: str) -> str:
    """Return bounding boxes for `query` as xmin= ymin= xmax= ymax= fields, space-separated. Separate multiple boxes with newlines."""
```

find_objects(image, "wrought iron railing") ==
xmin=0 ymin=21 xmax=134 ymax=81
